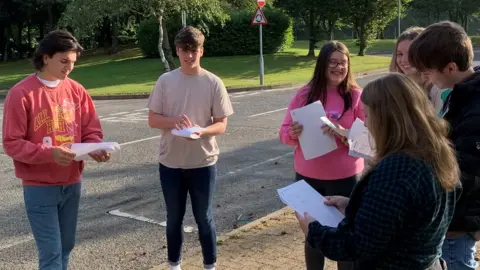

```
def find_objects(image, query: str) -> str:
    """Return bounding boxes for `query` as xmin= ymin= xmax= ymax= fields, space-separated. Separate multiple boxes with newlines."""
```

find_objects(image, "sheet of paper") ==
xmin=171 ymin=126 xmax=205 ymax=139
xmin=277 ymin=180 xmax=345 ymax=228
xmin=347 ymin=118 xmax=374 ymax=159
xmin=290 ymin=101 xmax=337 ymax=160
xmin=320 ymin=116 xmax=349 ymax=138
xmin=70 ymin=142 xmax=121 ymax=161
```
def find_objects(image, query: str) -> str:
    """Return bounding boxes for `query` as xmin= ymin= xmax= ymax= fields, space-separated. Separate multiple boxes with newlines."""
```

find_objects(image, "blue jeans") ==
xmin=159 ymin=163 xmax=217 ymax=268
xmin=442 ymin=233 xmax=478 ymax=270
xmin=23 ymin=182 xmax=81 ymax=270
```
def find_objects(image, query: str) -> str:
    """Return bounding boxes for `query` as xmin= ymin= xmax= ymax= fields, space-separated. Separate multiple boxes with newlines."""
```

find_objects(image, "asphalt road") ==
xmin=0 ymin=61 xmax=478 ymax=270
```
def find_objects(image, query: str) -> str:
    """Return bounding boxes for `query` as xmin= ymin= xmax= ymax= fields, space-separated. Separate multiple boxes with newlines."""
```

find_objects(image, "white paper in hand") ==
xmin=347 ymin=118 xmax=375 ymax=159
xmin=320 ymin=116 xmax=349 ymax=138
xmin=277 ymin=180 xmax=345 ymax=228
xmin=290 ymin=101 xmax=337 ymax=160
xmin=71 ymin=142 xmax=121 ymax=161
xmin=171 ymin=126 xmax=205 ymax=139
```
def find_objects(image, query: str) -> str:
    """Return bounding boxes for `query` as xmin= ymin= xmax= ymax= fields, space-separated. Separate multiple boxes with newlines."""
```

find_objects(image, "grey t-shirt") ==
xmin=147 ymin=68 xmax=234 ymax=169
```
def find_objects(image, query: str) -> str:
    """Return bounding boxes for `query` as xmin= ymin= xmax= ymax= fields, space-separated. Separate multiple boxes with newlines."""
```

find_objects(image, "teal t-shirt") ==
xmin=439 ymin=88 xmax=452 ymax=117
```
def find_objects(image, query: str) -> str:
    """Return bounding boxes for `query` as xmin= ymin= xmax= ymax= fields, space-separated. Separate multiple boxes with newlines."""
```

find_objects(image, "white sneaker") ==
xmin=170 ymin=265 xmax=181 ymax=270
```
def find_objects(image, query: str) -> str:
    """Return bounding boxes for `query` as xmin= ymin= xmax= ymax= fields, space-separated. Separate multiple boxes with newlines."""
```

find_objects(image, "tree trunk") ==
xmin=307 ymin=9 xmax=315 ymax=57
xmin=46 ymin=4 xmax=54 ymax=32
xmin=357 ymin=26 xmax=366 ymax=56
xmin=110 ymin=18 xmax=119 ymax=55
xmin=157 ymin=12 xmax=170 ymax=72
xmin=162 ymin=23 xmax=175 ymax=69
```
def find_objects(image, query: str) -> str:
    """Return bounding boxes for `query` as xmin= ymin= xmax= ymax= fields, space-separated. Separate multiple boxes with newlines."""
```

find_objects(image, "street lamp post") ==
xmin=398 ymin=0 xmax=401 ymax=37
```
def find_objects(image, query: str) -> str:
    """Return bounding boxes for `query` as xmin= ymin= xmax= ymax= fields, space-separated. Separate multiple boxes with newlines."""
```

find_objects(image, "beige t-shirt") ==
xmin=147 ymin=68 xmax=234 ymax=169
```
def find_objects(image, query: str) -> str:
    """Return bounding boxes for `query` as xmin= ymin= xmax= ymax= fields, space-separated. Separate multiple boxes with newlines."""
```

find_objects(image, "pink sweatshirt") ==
xmin=279 ymin=86 xmax=365 ymax=180
xmin=2 ymin=74 xmax=103 ymax=186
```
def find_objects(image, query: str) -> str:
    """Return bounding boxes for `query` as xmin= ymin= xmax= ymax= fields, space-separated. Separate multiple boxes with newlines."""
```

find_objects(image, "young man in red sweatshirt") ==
xmin=2 ymin=30 xmax=109 ymax=270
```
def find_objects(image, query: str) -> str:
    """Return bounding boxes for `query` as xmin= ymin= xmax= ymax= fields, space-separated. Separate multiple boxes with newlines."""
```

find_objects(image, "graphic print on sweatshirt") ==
xmin=33 ymin=98 xmax=80 ymax=147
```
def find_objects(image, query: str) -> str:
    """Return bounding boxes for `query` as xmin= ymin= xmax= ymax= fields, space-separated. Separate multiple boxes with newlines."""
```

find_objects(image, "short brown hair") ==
xmin=408 ymin=21 xmax=473 ymax=72
xmin=33 ymin=30 xmax=83 ymax=71
xmin=361 ymin=73 xmax=459 ymax=191
xmin=174 ymin=26 xmax=205 ymax=51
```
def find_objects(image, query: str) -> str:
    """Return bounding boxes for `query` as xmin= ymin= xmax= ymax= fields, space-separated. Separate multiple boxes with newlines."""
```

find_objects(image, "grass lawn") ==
xmin=0 ymin=39 xmax=395 ymax=96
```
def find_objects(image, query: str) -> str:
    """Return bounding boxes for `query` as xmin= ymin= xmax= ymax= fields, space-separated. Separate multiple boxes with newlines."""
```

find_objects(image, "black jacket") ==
xmin=443 ymin=70 xmax=480 ymax=232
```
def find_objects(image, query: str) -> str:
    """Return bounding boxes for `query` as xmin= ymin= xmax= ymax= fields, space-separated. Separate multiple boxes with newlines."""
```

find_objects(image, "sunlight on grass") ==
xmin=0 ymin=41 xmax=393 ymax=95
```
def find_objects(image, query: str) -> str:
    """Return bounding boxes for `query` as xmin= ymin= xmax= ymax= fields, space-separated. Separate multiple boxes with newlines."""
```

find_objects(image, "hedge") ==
xmin=137 ymin=7 xmax=294 ymax=58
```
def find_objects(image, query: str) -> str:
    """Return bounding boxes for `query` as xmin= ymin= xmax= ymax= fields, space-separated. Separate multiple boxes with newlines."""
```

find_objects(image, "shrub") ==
xmin=136 ymin=17 xmax=160 ymax=58
xmin=137 ymin=7 xmax=294 ymax=58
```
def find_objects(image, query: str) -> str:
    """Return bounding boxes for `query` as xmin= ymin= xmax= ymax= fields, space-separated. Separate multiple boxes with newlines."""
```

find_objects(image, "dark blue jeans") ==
xmin=159 ymin=163 xmax=217 ymax=268
xmin=23 ymin=182 xmax=81 ymax=270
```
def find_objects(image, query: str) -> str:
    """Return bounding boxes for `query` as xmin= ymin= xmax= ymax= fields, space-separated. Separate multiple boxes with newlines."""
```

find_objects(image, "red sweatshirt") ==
xmin=2 ymin=74 xmax=103 ymax=186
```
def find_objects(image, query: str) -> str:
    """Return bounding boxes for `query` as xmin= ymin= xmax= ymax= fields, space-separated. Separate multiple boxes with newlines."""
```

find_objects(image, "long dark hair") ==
xmin=305 ymin=41 xmax=358 ymax=119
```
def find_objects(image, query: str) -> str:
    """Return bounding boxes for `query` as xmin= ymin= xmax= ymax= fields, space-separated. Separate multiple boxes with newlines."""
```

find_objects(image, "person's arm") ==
xmin=199 ymin=78 xmax=233 ymax=137
xmin=2 ymin=90 xmax=54 ymax=164
xmin=80 ymin=88 xmax=103 ymax=143
xmin=353 ymin=92 xmax=365 ymax=121
xmin=147 ymin=76 xmax=178 ymax=130
xmin=306 ymin=160 xmax=413 ymax=261
xmin=279 ymin=92 xmax=303 ymax=146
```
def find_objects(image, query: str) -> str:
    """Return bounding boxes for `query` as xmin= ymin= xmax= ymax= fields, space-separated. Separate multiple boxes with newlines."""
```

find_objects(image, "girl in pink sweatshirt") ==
xmin=279 ymin=41 xmax=365 ymax=270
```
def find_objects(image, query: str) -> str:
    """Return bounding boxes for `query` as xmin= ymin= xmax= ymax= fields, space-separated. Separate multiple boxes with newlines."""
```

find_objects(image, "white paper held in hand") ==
xmin=347 ymin=118 xmax=374 ymax=159
xmin=319 ymin=116 xmax=349 ymax=137
xmin=290 ymin=101 xmax=337 ymax=160
xmin=70 ymin=142 xmax=121 ymax=161
xmin=171 ymin=126 xmax=205 ymax=139
xmin=278 ymin=180 xmax=345 ymax=227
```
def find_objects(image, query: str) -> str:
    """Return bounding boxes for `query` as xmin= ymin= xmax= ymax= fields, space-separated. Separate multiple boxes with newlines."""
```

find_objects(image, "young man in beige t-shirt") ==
xmin=147 ymin=26 xmax=233 ymax=270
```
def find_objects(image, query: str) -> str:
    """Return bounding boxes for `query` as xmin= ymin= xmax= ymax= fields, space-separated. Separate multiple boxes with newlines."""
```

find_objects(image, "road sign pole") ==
xmin=259 ymin=24 xmax=264 ymax=85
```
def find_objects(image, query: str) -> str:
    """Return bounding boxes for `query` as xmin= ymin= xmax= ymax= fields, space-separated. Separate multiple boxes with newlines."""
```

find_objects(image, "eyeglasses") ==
xmin=328 ymin=61 xmax=347 ymax=68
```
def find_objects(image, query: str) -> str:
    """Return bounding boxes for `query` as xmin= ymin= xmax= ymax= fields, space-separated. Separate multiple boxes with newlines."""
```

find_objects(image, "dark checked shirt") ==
xmin=307 ymin=153 xmax=459 ymax=269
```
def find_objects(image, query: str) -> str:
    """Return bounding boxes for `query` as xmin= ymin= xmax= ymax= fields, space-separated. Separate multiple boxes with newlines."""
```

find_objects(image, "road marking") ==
xmin=108 ymin=111 xmax=130 ymax=116
xmin=218 ymin=152 xmax=293 ymax=179
xmin=119 ymin=136 xmax=161 ymax=146
xmin=134 ymin=108 xmax=149 ymax=112
xmin=248 ymin=107 xmax=287 ymax=118
xmin=107 ymin=209 xmax=195 ymax=232
xmin=230 ymin=86 xmax=297 ymax=98
xmin=0 ymin=235 xmax=35 ymax=251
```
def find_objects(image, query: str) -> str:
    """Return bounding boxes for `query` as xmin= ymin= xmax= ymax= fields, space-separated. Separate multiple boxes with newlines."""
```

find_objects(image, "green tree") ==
xmin=346 ymin=0 xmax=412 ymax=56
xmin=275 ymin=0 xmax=348 ymax=57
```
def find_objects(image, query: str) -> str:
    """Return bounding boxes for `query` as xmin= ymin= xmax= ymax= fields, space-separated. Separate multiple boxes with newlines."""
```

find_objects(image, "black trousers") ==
xmin=295 ymin=172 xmax=358 ymax=270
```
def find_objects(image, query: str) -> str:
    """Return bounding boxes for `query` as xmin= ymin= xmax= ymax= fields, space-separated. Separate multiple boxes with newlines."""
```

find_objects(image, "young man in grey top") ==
xmin=147 ymin=26 xmax=234 ymax=270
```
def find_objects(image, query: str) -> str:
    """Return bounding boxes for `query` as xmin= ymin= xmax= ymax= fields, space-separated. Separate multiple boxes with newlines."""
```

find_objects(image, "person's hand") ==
xmin=296 ymin=212 xmax=316 ymax=235
xmin=324 ymin=196 xmax=350 ymax=215
xmin=52 ymin=146 xmax=76 ymax=166
xmin=173 ymin=115 xmax=193 ymax=130
xmin=321 ymin=124 xmax=349 ymax=146
xmin=89 ymin=150 xmax=110 ymax=162
xmin=289 ymin=121 xmax=303 ymax=139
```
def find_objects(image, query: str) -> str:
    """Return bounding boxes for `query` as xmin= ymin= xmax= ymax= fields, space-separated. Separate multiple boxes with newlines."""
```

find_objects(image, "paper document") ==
xmin=290 ymin=101 xmax=337 ymax=160
xmin=320 ymin=116 xmax=349 ymax=137
xmin=277 ymin=180 xmax=345 ymax=228
xmin=347 ymin=118 xmax=374 ymax=159
xmin=171 ymin=126 xmax=205 ymax=139
xmin=70 ymin=142 xmax=121 ymax=161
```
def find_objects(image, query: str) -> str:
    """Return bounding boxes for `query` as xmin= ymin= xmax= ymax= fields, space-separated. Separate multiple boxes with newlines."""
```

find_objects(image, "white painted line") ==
xmin=248 ymin=107 xmax=287 ymax=118
xmin=127 ymin=112 xmax=145 ymax=116
xmin=230 ymin=86 xmax=297 ymax=98
xmin=119 ymin=136 xmax=161 ymax=146
xmin=108 ymin=209 xmax=195 ymax=233
xmin=108 ymin=111 xmax=130 ymax=116
xmin=134 ymin=108 xmax=149 ymax=112
xmin=0 ymin=235 xmax=34 ymax=251
xmin=218 ymin=152 xmax=293 ymax=179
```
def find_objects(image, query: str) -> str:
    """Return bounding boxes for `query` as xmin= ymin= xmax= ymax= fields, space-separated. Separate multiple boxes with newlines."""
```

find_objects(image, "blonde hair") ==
xmin=389 ymin=27 xmax=434 ymax=95
xmin=361 ymin=73 xmax=459 ymax=191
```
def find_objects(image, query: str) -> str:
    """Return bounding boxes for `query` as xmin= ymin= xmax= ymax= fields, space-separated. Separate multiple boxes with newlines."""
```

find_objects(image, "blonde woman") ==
xmin=390 ymin=27 xmax=450 ymax=114
xmin=296 ymin=73 xmax=460 ymax=269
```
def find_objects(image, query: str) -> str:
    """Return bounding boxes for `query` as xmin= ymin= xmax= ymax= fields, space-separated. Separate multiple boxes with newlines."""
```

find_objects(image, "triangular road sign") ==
xmin=251 ymin=7 xmax=268 ymax=25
